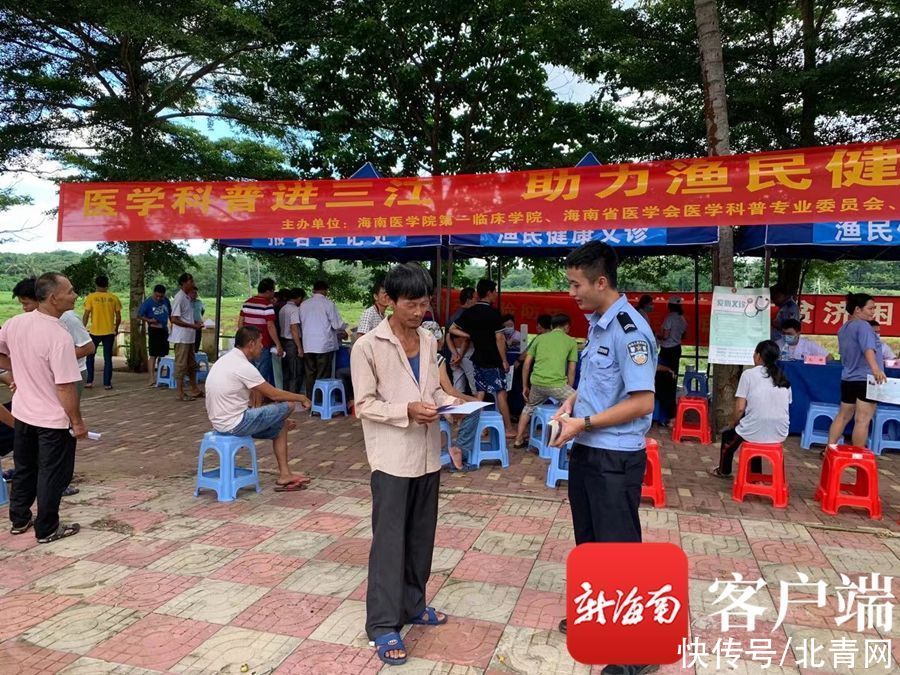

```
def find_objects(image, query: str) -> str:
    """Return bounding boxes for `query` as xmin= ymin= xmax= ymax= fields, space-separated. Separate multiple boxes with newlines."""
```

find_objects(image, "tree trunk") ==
xmin=694 ymin=0 xmax=741 ymax=430
xmin=127 ymin=242 xmax=148 ymax=371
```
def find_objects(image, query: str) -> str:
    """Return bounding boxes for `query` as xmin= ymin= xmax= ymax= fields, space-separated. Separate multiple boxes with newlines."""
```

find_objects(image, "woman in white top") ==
xmin=710 ymin=340 xmax=792 ymax=478
xmin=659 ymin=297 xmax=688 ymax=377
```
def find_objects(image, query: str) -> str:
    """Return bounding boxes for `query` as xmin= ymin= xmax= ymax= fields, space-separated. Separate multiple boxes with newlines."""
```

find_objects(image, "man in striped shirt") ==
xmin=237 ymin=278 xmax=283 ymax=386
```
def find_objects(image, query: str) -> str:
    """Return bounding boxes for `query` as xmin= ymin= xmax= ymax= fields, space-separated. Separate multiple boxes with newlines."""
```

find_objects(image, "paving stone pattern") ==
xmin=0 ymin=373 xmax=897 ymax=673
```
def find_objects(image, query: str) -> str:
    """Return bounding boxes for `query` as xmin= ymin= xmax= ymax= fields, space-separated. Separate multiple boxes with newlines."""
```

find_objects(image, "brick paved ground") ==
xmin=1 ymin=372 xmax=898 ymax=674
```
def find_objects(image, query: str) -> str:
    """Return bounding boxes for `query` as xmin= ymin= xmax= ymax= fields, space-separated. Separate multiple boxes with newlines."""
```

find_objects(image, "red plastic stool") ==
xmin=816 ymin=445 xmax=882 ymax=520
xmin=731 ymin=442 xmax=788 ymax=508
xmin=641 ymin=438 xmax=666 ymax=507
xmin=671 ymin=397 xmax=711 ymax=444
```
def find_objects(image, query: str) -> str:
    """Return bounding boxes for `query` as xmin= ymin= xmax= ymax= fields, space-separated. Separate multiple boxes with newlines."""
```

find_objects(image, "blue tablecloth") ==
xmin=779 ymin=361 xmax=900 ymax=434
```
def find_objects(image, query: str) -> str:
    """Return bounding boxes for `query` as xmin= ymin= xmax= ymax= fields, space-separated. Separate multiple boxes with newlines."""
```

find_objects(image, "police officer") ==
xmin=550 ymin=241 xmax=657 ymax=675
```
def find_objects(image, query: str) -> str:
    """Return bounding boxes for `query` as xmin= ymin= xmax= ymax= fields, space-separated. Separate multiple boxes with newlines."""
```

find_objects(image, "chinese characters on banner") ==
xmin=566 ymin=543 xmax=689 ymax=665
xmin=58 ymin=141 xmax=900 ymax=242
xmin=681 ymin=572 xmax=895 ymax=670
xmin=812 ymin=220 xmax=900 ymax=244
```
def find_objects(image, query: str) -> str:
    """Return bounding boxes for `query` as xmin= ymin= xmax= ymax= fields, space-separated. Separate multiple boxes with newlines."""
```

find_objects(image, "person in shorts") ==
xmin=827 ymin=292 xmax=887 ymax=451
xmin=449 ymin=279 xmax=514 ymax=437
xmin=139 ymin=284 xmax=172 ymax=385
xmin=512 ymin=314 xmax=578 ymax=448
xmin=205 ymin=326 xmax=312 ymax=490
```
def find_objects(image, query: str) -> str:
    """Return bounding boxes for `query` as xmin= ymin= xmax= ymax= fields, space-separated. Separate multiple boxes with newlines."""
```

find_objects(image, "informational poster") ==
xmin=709 ymin=287 xmax=772 ymax=365
xmin=867 ymin=376 xmax=900 ymax=406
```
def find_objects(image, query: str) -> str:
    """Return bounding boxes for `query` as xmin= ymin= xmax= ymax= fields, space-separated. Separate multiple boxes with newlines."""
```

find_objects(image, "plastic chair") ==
xmin=815 ymin=445 xmax=882 ymax=519
xmin=469 ymin=411 xmax=509 ymax=468
xmin=641 ymin=438 xmax=666 ymax=507
xmin=671 ymin=397 xmax=711 ymax=444
xmin=870 ymin=407 xmax=900 ymax=455
xmin=439 ymin=418 xmax=452 ymax=466
xmin=528 ymin=404 xmax=556 ymax=460
xmin=682 ymin=371 xmax=709 ymax=398
xmin=195 ymin=432 xmax=261 ymax=502
xmin=800 ymin=402 xmax=842 ymax=450
xmin=310 ymin=379 xmax=348 ymax=420
xmin=155 ymin=356 xmax=177 ymax=389
xmin=731 ymin=442 xmax=788 ymax=508
xmin=546 ymin=440 xmax=573 ymax=488
xmin=195 ymin=352 xmax=210 ymax=384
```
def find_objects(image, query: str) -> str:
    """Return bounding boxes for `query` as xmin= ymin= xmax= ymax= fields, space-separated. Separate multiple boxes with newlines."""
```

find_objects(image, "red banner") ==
xmin=461 ymin=291 xmax=900 ymax=342
xmin=58 ymin=141 xmax=900 ymax=242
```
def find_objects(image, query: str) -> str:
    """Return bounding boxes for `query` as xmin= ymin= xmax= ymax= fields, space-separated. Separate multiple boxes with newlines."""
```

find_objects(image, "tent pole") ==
xmin=763 ymin=249 xmax=771 ymax=287
xmin=214 ymin=241 xmax=224 ymax=360
xmin=496 ymin=257 xmax=503 ymax=312
xmin=445 ymin=246 xmax=454 ymax=323
xmin=435 ymin=246 xmax=443 ymax=323
xmin=694 ymin=253 xmax=700 ymax=373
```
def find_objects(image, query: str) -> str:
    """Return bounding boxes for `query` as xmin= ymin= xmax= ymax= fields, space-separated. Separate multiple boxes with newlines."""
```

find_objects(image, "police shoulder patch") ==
xmin=626 ymin=340 xmax=650 ymax=366
xmin=616 ymin=312 xmax=637 ymax=333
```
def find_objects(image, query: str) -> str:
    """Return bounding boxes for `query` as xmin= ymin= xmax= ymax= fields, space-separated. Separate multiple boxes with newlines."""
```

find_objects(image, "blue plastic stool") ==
xmin=155 ymin=356 xmax=177 ymax=389
xmin=469 ymin=411 xmax=509 ymax=468
xmin=439 ymin=418 xmax=452 ymax=466
xmin=683 ymin=372 xmax=709 ymax=398
xmin=528 ymin=405 xmax=556 ymax=460
xmin=871 ymin=407 xmax=900 ymax=455
xmin=195 ymin=352 xmax=210 ymax=384
xmin=195 ymin=432 xmax=261 ymax=502
xmin=0 ymin=472 xmax=8 ymax=507
xmin=546 ymin=440 xmax=573 ymax=488
xmin=801 ymin=402 xmax=842 ymax=450
xmin=310 ymin=379 xmax=348 ymax=420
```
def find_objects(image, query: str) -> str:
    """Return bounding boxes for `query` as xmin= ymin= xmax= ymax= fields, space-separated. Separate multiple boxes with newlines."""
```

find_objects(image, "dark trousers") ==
xmin=718 ymin=428 xmax=762 ymax=476
xmin=9 ymin=421 xmax=76 ymax=539
xmin=194 ymin=327 xmax=203 ymax=352
xmin=86 ymin=333 xmax=115 ymax=386
xmin=366 ymin=470 xmax=440 ymax=640
xmin=281 ymin=341 xmax=304 ymax=394
xmin=655 ymin=371 xmax=677 ymax=420
xmin=304 ymin=351 xmax=335 ymax=398
xmin=568 ymin=443 xmax=645 ymax=545
xmin=659 ymin=345 xmax=682 ymax=377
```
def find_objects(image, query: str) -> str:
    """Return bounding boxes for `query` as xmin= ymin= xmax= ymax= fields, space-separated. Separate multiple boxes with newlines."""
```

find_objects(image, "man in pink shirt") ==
xmin=0 ymin=273 xmax=87 ymax=543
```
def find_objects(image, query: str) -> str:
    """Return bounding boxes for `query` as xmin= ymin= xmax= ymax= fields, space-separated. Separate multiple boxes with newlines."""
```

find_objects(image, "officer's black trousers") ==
xmin=568 ymin=444 xmax=646 ymax=544
xmin=365 ymin=469 xmax=440 ymax=641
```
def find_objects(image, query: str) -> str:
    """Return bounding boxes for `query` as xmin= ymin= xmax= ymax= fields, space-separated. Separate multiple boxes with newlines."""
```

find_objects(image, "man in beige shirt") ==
xmin=350 ymin=263 xmax=459 ymax=667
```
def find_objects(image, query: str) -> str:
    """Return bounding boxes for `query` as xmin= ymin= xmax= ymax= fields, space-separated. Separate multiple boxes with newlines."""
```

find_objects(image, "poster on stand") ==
xmin=709 ymin=287 xmax=771 ymax=365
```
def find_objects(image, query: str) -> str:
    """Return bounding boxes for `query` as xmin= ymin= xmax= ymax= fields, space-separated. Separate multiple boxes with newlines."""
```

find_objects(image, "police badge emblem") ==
xmin=627 ymin=340 xmax=649 ymax=365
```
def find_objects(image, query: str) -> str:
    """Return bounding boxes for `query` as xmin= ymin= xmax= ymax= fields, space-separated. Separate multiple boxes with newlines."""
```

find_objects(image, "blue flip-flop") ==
xmin=373 ymin=631 xmax=407 ymax=666
xmin=408 ymin=607 xmax=448 ymax=626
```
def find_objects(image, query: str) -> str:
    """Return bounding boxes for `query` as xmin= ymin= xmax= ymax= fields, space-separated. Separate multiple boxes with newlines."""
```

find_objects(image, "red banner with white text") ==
xmin=466 ymin=292 xmax=900 ymax=343
xmin=58 ymin=141 xmax=900 ymax=242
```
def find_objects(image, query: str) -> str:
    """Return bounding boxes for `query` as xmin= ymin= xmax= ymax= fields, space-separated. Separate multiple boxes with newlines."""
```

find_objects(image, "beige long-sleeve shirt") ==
xmin=350 ymin=318 xmax=458 ymax=478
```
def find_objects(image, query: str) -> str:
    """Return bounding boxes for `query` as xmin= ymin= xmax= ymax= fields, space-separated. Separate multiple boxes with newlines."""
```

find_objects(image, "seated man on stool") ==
xmin=205 ymin=326 xmax=312 ymax=491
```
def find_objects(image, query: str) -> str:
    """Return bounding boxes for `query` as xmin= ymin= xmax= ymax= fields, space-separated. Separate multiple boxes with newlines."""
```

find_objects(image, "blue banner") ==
xmin=239 ymin=235 xmax=413 ymax=249
xmin=812 ymin=221 xmax=900 ymax=245
xmin=479 ymin=228 xmax=667 ymax=248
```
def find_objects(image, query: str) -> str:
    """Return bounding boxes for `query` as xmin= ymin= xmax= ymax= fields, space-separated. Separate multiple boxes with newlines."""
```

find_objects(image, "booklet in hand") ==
xmin=436 ymin=401 xmax=492 ymax=416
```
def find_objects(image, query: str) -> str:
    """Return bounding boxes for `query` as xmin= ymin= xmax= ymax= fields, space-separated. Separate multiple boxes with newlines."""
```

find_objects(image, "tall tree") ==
xmin=0 ymin=1 xmax=310 ymax=368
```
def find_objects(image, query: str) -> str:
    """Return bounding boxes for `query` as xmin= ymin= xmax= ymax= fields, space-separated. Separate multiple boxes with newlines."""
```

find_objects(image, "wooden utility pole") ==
xmin=694 ymin=0 xmax=741 ymax=429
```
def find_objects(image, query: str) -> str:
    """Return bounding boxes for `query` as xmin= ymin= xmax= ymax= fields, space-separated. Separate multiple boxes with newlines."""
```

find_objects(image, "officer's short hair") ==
xmin=551 ymin=313 xmax=570 ymax=329
xmin=565 ymin=241 xmax=618 ymax=287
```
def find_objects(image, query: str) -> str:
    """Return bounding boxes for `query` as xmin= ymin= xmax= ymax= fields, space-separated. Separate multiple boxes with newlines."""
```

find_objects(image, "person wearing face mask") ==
xmin=775 ymin=319 xmax=829 ymax=361
xmin=501 ymin=314 xmax=522 ymax=351
xmin=826 ymin=292 xmax=887 ymax=452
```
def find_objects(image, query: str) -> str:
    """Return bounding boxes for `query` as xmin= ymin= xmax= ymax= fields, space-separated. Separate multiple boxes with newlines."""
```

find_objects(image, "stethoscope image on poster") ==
xmin=743 ymin=295 xmax=770 ymax=318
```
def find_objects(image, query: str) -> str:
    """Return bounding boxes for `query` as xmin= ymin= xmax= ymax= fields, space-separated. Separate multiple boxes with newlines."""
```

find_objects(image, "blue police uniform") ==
xmin=569 ymin=294 xmax=657 ymax=545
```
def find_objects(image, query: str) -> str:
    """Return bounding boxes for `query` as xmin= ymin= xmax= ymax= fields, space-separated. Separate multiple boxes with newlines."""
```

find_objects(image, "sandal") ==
xmin=177 ymin=395 xmax=197 ymax=402
xmin=37 ymin=522 xmax=80 ymax=544
xmin=104 ymin=385 xmax=113 ymax=391
xmin=274 ymin=478 xmax=309 ymax=492
xmin=512 ymin=440 xmax=528 ymax=449
xmin=10 ymin=518 xmax=33 ymax=535
xmin=372 ymin=631 xmax=407 ymax=666
xmin=62 ymin=486 xmax=80 ymax=497
xmin=84 ymin=383 xmax=93 ymax=389
xmin=408 ymin=607 xmax=448 ymax=626
xmin=708 ymin=467 xmax=730 ymax=479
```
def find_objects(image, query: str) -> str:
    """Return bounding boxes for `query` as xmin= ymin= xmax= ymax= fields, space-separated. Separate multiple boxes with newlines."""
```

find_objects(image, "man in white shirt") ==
xmin=205 ymin=326 xmax=312 ymax=490
xmin=170 ymin=272 xmax=204 ymax=401
xmin=298 ymin=280 xmax=347 ymax=398
xmin=279 ymin=288 xmax=306 ymax=394
xmin=776 ymin=319 xmax=830 ymax=361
